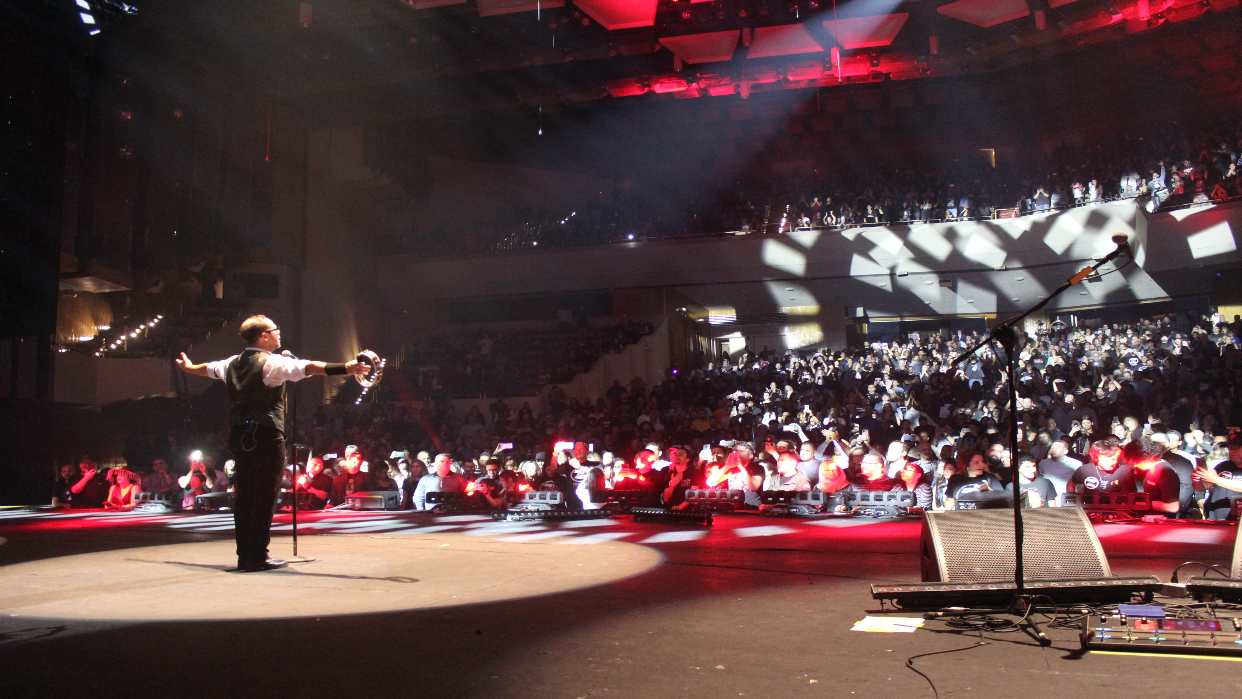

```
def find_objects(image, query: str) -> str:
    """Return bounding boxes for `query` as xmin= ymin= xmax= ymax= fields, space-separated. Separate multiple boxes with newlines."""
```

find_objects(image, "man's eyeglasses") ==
xmin=262 ymin=327 xmax=280 ymax=335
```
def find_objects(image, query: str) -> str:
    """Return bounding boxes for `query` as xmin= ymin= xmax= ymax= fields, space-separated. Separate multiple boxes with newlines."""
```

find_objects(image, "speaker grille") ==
xmin=924 ymin=507 xmax=1110 ymax=583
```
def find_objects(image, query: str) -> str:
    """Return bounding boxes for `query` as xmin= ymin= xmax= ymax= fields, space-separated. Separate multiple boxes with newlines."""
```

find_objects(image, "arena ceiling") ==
xmin=83 ymin=0 xmax=1242 ymax=120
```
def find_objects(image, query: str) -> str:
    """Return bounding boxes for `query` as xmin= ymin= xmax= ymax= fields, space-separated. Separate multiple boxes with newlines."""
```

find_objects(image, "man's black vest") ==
xmin=226 ymin=349 xmax=286 ymax=434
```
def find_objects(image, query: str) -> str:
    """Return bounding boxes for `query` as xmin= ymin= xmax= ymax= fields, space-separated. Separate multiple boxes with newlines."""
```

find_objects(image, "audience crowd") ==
xmin=470 ymin=124 xmax=1242 ymax=253
xmin=61 ymin=309 xmax=1242 ymax=522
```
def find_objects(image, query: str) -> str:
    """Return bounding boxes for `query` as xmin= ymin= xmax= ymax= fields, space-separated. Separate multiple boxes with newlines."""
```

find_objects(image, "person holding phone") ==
xmin=661 ymin=445 xmax=702 ymax=509
xmin=69 ymin=458 xmax=108 ymax=508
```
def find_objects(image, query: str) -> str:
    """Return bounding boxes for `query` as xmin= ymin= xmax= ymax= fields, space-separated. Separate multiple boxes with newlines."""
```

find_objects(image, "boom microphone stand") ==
xmin=950 ymin=233 xmax=1132 ymax=645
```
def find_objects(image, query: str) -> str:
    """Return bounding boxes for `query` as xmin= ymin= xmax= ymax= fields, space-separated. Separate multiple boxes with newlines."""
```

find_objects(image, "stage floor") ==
xmin=1 ymin=507 xmax=1239 ymax=697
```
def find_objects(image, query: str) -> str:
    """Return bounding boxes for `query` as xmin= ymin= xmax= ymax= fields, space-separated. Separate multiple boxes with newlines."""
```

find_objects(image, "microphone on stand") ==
xmin=1068 ymin=233 xmax=1132 ymax=285
xmin=1110 ymin=232 xmax=1132 ymax=254
xmin=279 ymin=348 xmax=299 ymax=359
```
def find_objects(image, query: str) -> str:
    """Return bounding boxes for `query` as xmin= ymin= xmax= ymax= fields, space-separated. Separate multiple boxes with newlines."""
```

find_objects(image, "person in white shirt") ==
xmin=413 ymin=453 xmax=467 ymax=511
xmin=766 ymin=452 xmax=811 ymax=492
xmin=175 ymin=314 xmax=368 ymax=572
xmin=1037 ymin=438 xmax=1082 ymax=500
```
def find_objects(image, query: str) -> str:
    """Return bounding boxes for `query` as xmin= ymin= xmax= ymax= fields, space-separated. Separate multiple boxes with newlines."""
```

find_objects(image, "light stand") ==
xmin=946 ymin=234 xmax=1132 ymax=646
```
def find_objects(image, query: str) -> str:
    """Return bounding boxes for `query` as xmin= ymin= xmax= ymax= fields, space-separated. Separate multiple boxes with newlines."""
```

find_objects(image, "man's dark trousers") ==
xmin=229 ymin=426 xmax=285 ymax=566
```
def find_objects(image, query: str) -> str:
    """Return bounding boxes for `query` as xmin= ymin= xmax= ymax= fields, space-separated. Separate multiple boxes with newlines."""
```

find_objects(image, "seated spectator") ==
xmin=400 ymin=459 xmax=427 ymax=509
xmin=391 ymin=457 xmax=413 ymax=497
xmin=537 ymin=458 xmax=584 ymax=509
xmin=766 ymin=452 xmax=811 ymax=492
xmin=1194 ymin=432 xmax=1242 ymax=520
xmin=930 ymin=455 xmax=957 ymax=510
xmin=482 ymin=469 xmax=522 ymax=510
xmin=142 ymin=458 xmax=177 ymax=496
xmin=1068 ymin=438 xmax=1135 ymax=495
xmin=893 ymin=461 xmax=931 ymax=509
xmin=330 ymin=456 xmax=372 ymax=506
xmin=849 ymin=452 xmax=898 ymax=493
xmin=984 ymin=443 xmax=1013 ymax=483
xmin=515 ymin=459 xmax=541 ymax=491
xmin=69 ymin=458 xmax=108 ymax=508
xmin=612 ymin=449 xmax=662 ymax=500
xmin=725 ymin=442 xmax=758 ymax=491
xmin=299 ymin=457 xmax=333 ymax=509
xmin=573 ymin=466 xmax=607 ymax=510
xmin=477 ymin=457 xmax=503 ymax=493
xmin=177 ymin=456 xmax=227 ymax=492
xmin=104 ymin=466 xmax=142 ymax=511
xmin=796 ymin=441 xmax=821 ymax=486
xmin=944 ymin=451 xmax=1005 ymax=508
xmin=53 ymin=463 xmax=76 ymax=506
xmin=1038 ymin=439 xmax=1087 ymax=501
xmin=1150 ymin=432 xmax=1196 ymax=517
xmin=342 ymin=444 xmax=369 ymax=474
xmin=660 ymin=445 xmax=703 ymax=509
xmin=884 ymin=439 xmax=913 ymax=479
xmin=181 ymin=472 xmax=210 ymax=510
xmin=413 ymin=453 xmax=467 ymax=511
xmin=645 ymin=442 xmax=671 ymax=472
xmin=371 ymin=463 xmax=398 ymax=492
xmin=1128 ymin=437 xmax=1182 ymax=515
xmin=1007 ymin=455 xmax=1058 ymax=508
xmin=738 ymin=462 xmax=766 ymax=508
xmin=815 ymin=451 xmax=851 ymax=495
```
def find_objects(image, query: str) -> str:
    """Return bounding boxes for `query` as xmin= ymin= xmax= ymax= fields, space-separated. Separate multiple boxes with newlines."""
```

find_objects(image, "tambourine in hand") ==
xmin=354 ymin=349 xmax=385 ymax=389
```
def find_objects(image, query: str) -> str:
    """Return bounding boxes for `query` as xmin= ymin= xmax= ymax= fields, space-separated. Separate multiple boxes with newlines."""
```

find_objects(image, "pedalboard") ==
xmin=1081 ymin=606 xmax=1242 ymax=657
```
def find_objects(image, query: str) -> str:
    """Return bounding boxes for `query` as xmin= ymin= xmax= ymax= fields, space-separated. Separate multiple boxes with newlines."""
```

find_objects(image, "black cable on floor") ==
xmin=904 ymin=637 xmax=989 ymax=699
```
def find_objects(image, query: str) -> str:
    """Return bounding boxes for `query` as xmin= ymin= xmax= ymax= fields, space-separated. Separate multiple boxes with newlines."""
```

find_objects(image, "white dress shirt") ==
xmin=205 ymin=348 xmax=311 ymax=387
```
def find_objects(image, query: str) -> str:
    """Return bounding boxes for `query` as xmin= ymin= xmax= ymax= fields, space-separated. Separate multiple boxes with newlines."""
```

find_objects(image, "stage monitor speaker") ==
xmin=1189 ymin=522 xmax=1242 ymax=602
xmin=344 ymin=490 xmax=400 ymax=510
xmin=921 ymin=506 xmax=1111 ymax=583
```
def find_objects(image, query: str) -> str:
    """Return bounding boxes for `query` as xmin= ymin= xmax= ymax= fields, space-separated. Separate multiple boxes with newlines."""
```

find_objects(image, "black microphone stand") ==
xmin=949 ymin=236 xmax=1131 ymax=646
xmin=282 ymin=349 xmax=315 ymax=565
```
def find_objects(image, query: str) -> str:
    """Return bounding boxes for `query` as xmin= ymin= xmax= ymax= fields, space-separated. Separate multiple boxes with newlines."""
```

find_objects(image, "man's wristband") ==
xmin=325 ymin=363 xmax=348 ymax=376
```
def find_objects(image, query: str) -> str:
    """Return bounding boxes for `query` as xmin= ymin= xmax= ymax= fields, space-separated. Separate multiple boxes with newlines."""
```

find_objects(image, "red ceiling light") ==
xmin=606 ymin=78 xmax=650 ymax=97
xmin=574 ymin=0 xmax=659 ymax=30
xmin=651 ymin=76 xmax=689 ymax=93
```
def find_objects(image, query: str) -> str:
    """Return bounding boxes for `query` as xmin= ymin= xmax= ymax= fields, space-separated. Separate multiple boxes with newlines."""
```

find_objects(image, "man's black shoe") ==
xmin=239 ymin=558 xmax=287 ymax=572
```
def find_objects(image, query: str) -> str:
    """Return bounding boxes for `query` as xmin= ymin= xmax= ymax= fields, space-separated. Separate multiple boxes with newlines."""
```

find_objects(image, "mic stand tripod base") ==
xmin=922 ymin=597 xmax=1051 ymax=647
xmin=1012 ymin=596 xmax=1051 ymax=646
xmin=286 ymin=556 xmax=316 ymax=565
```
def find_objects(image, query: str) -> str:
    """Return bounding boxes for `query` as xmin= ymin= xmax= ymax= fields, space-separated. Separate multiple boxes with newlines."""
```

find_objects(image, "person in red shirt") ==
xmin=815 ymin=450 xmax=851 ymax=495
xmin=850 ymin=452 xmax=898 ymax=492
xmin=1127 ymin=436 xmax=1182 ymax=515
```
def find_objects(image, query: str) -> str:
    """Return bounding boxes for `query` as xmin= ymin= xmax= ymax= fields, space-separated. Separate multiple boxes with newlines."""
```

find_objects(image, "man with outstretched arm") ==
xmin=176 ymin=314 xmax=369 ymax=572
